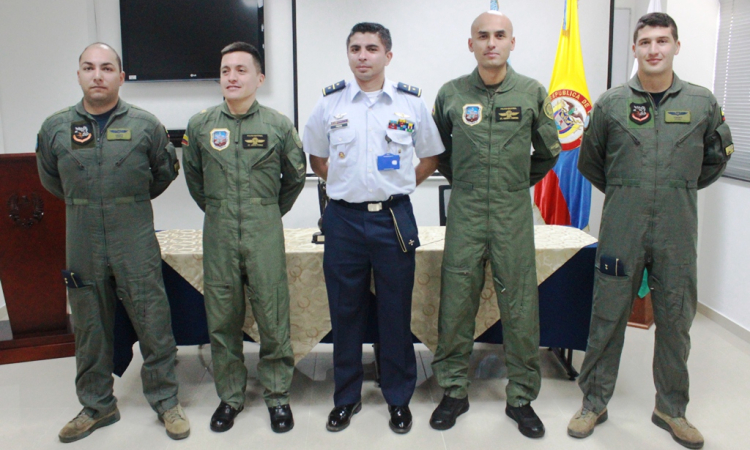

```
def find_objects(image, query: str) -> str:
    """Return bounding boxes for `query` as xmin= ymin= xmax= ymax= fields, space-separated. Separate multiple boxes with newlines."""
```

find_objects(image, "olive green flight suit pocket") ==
xmin=204 ymin=281 xmax=240 ymax=329
xmin=591 ymin=271 xmax=633 ymax=323
xmin=68 ymin=285 xmax=97 ymax=332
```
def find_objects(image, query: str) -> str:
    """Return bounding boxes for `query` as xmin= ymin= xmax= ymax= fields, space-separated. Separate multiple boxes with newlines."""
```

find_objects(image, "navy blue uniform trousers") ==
xmin=323 ymin=199 xmax=417 ymax=407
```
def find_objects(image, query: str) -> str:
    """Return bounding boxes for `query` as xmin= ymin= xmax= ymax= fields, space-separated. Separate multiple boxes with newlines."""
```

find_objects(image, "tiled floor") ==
xmin=1 ymin=309 xmax=748 ymax=450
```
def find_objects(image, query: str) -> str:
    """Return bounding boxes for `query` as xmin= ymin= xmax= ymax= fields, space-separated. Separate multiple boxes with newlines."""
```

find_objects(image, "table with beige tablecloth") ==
xmin=156 ymin=226 xmax=597 ymax=363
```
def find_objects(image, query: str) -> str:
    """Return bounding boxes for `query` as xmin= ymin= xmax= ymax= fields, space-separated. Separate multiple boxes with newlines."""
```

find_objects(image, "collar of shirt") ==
xmin=75 ymin=98 xmax=128 ymax=122
xmin=347 ymin=79 xmax=397 ymax=104
xmin=220 ymin=99 xmax=260 ymax=119
xmin=627 ymin=71 xmax=684 ymax=99
xmin=469 ymin=64 xmax=518 ymax=94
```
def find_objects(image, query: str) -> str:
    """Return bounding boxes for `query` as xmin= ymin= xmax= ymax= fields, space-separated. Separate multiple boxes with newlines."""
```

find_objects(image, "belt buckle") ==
xmin=367 ymin=202 xmax=382 ymax=212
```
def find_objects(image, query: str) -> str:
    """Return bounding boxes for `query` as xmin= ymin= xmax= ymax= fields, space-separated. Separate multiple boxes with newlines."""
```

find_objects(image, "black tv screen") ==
xmin=120 ymin=0 xmax=264 ymax=82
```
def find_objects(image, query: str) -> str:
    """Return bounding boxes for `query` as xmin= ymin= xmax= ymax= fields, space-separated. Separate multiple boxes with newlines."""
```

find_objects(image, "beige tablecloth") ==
xmin=157 ymin=226 xmax=596 ymax=362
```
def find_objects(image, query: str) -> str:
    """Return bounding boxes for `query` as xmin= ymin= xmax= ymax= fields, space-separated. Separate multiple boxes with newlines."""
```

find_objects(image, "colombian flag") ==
xmin=533 ymin=0 xmax=592 ymax=229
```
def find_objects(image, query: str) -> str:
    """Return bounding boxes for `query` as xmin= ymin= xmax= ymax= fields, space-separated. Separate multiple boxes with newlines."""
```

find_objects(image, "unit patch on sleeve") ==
xmin=71 ymin=121 xmax=95 ymax=149
xmin=495 ymin=106 xmax=522 ymax=122
xmin=242 ymin=134 xmax=268 ymax=149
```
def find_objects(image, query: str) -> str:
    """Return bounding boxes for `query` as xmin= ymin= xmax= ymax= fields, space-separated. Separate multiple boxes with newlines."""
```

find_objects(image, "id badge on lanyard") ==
xmin=378 ymin=135 xmax=401 ymax=171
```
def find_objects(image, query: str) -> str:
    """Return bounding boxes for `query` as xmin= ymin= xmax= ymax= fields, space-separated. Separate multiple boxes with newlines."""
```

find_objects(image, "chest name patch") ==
xmin=106 ymin=128 xmax=131 ymax=140
xmin=665 ymin=111 xmax=691 ymax=123
xmin=495 ymin=106 xmax=522 ymax=122
xmin=242 ymin=134 xmax=268 ymax=149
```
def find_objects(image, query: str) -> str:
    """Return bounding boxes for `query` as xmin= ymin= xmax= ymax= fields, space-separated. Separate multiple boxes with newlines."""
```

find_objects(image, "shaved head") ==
xmin=79 ymin=42 xmax=122 ymax=72
xmin=471 ymin=11 xmax=513 ymax=38
xmin=468 ymin=10 xmax=516 ymax=84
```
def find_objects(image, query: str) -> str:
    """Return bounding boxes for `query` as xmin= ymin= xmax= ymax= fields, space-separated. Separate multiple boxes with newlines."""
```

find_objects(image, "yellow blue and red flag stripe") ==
xmin=533 ymin=0 xmax=592 ymax=229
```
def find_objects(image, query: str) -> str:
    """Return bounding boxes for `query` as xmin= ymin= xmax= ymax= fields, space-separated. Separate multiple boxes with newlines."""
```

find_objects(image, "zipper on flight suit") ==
xmin=235 ymin=119 xmax=243 ymax=247
xmin=94 ymin=108 xmax=126 ymax=268
xmin=486 ymin=88 xmax=495 ymax=212
xmin=647 ymin=92 xmax=659 ymax=248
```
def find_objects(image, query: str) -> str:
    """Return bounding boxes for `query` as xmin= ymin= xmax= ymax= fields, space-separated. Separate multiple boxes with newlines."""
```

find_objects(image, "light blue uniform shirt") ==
xmin=303 ymin=79 xmax=444 ymax=203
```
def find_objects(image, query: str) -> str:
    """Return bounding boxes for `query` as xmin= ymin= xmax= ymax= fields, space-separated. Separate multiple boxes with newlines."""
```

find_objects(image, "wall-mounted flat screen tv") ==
xmin=120 ymin=0 xmax=264 ymax=82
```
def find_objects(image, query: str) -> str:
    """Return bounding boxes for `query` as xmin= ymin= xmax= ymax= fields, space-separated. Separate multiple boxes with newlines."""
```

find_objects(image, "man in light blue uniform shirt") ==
xmin=303 ymin=22 xmax=444 ymax=434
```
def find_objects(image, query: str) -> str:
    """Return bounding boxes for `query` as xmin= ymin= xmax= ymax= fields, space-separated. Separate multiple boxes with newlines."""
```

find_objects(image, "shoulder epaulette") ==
xmin=397 ymin=82 xmax=422 ymax=97
xmin=48 ymin=107 xmax=71 ymax=118
xmin=323 ymin=80 xmax=346 ymax=96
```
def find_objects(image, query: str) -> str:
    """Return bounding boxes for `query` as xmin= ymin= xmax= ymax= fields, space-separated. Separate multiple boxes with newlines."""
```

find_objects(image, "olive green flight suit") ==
xmin=431 ymin=66 xmax=561 ymax=405
xmin=182 ymin=101 xmax=306 ymax=408
xmin=36 ymin=100 xmax=181 ymax=417
xmin=577 ymin=74 xmax=732 ymax=418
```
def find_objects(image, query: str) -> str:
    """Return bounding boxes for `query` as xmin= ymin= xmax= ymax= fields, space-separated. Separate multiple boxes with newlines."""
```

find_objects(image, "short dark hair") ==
xmin=347 ymin=22 xmax=392 ymax=52
xmin=221 ymin=41 xmax=264 ymax=74
xmin=79 ymin=42 xmax=122 ymax=71
xmin=633 ymin=12 xmax=678 ymax=43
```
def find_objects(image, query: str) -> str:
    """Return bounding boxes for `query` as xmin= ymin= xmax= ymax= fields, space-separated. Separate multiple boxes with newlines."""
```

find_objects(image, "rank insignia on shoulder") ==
xmin=397 ymin=82 xmax=421 ymax=97
xmin=323 ymin=81 xmax=346 ymax=96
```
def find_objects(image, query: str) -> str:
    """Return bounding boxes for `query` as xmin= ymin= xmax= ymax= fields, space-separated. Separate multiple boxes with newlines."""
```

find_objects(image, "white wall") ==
xmin=666 ymin=0 xmax=750 ymax=334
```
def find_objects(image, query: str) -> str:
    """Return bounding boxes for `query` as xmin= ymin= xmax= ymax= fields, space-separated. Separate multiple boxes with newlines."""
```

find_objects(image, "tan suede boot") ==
xmin=59 ymin=408 xmax=120 ymax=443
xmin=652 ymin=409 xmax=704 ymax=449
xmin=159 ymin=404 xmax=190 ymax=440
xmin=567 ymin=407 xmax=608 ymax=438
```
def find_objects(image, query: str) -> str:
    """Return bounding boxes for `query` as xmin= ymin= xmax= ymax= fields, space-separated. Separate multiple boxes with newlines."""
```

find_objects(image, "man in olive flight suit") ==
xmin=36 ymin=43 xmax=189 ymax=443
xmin=429 ymin=12 xmax=560 ymax=439
xmin=568 ymin=14 xmax=732 ymax=450
xmin=182 ymin=42 xmax=306 ymax=434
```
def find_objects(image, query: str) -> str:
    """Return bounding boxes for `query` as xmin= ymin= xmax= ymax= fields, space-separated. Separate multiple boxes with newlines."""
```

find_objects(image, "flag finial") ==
xmin=490 ymin=0 xmax=499 ymax=11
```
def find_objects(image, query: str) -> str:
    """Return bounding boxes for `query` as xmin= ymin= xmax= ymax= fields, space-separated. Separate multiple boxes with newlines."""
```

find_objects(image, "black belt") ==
xmin=332 ymin=195 xmax=409 ymax=212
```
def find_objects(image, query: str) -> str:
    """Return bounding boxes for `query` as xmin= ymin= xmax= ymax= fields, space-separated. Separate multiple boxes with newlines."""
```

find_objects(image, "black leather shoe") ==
xmin=430 ymin=394 xmax=469 ymax=430
xmin=210 ymin=401 xmax=243 ymax=432
xmin=388 ymin=405 xmax=412 ymax=434
xmin=505 ymin=403 xmax=545 ymax=438
xmin=268 ymin=404 xmax=294 ymax=433
xmin=326 ymin=402 xmax=362 ymax=432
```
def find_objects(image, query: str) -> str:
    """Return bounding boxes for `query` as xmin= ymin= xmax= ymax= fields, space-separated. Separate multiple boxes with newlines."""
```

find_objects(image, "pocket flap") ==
xmin=330 ymin=128 xmax=356 ymax=146
xmin=385 ymin=129 xmax=413 ymax=145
